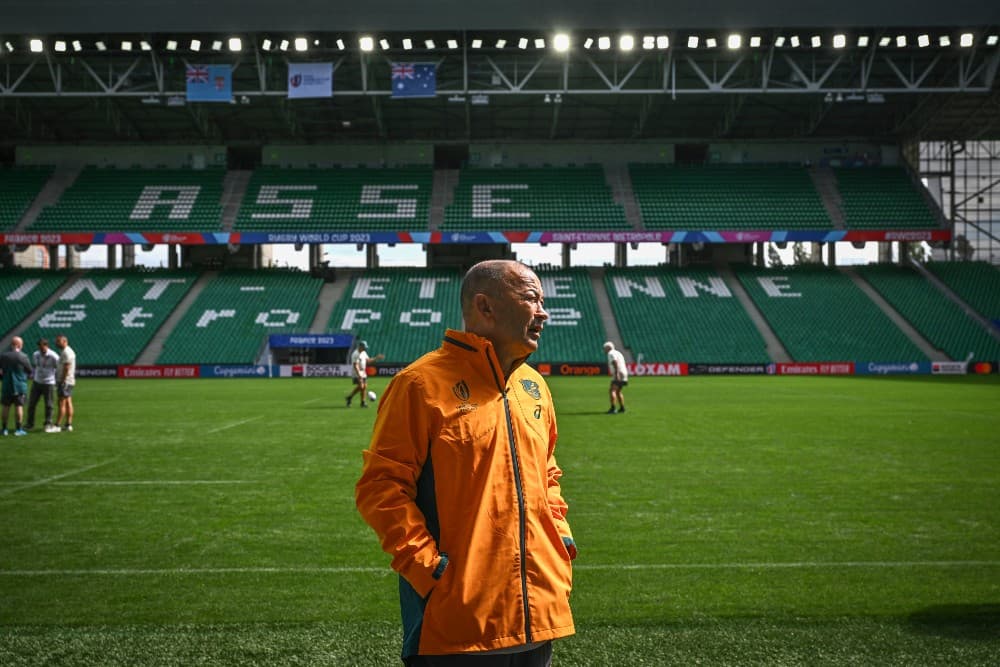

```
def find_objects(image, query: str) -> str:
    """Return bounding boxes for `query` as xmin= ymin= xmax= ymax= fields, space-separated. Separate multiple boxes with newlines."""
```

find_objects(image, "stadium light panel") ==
xmin=960 ymin=33 xmax=974 ymax=47
xmin=642 ymin=35 xmax=655 ymax=50
xmin=657 ymin=35 xmax=670 ymax=49
xmin=72 ymin=40 xmax=82 ymax=52
xmin=939 ymin=35 xmax=951 ymax=47
xmin=895 ymin=35 xmax=906 ymax=48
xmin=336 ymin=38 xmax=346 ymax=50
xmin=450 ymin=39 xmax=461 ymax=49
xmin=706 ymin=37 xmax=717 ymax=48
xmin=495 ymin=38 xmax=506 ymax=48
xmin=598 ymin=36 xmax=611 ymax=50
xmin=518 ymin=37 xmax=528 ymax=49
xmin=359 ymin=36 xmax=374 ymax=52
xmin=774 ymin=35 xmax=785 ymax=47
xmin=294 ymin=37 xmax=307 ymax=51
xmin=534 ymin=38 xmax=545 ymax=49
xmin=278 ymin=39 xmax=289 ymax=51
xmin=140 ymin=40 xmax=152 ymax=51
xmin=122 ymin=40 xmax=134 ymax=51
xmin=789 ymin=35 xmax=800 ymax=48
xmin=402 ymin=38 xmax=413 ymax=50
xmin=471 ymin=38 xmax=483 ymax=49
xmin=211 ymin=40 xmax=222 ymax=51
xmin=553 ymin=33 xmax=570 ymax=52
xmin=379 ymin=38 xmax=390 ymax=50
xmin=987 ymin=35 xmax=999 ymax=46
xmin=190 ymin=39 xmax=201 ymax=51
xmin=30 ymin=39 xmax=44 ymax=53
xmin=833 ymin=34 xmax=846 ymax=48
xmin=425 ymin=39 xmax=436 ymax=49
xmin=878 ymin=36 xmax=891 ymax=47
xmin=917 ymin=34 xmax=930 ymax=48
xmin=687 ymin=35 xmax=699 ymax=49
xmin=54 ymin=40 xmax=67 ymax=53
xmin=749 ymin=35 xmax=761 ymax=48
xmin=228 ymin=37 xmax=242 ymax=52
xmin=727 ymin=34 xmax=741 ymax=49
xmin=583 ymin=37 xmax=593 ymax=49
xmin=811 ymin=35 xmax=821 ymax=48
xmin=857 ymin=35 xmax=869 ymax=47
xmin=619 ymin=34 xmax=634 ymax=51
xmin=166 ymin=39 xmax=178 ymax=51
xmin=96 ymin=40 xmax=107 ymax=51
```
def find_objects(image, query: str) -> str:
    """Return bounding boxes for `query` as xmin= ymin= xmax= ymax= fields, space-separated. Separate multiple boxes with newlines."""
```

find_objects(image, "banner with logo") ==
xmin=288 ymin=62 xmax=333 ymax=99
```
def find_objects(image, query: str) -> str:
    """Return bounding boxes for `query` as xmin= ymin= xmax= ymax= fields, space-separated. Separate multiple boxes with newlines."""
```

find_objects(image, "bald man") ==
xmin=1 ymin=336 xmax=33 ymax=436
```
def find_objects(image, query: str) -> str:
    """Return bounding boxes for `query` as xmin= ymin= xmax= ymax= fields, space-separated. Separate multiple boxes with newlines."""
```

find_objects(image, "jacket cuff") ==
xmin=562 ymin=537 xmax=578 ymax=560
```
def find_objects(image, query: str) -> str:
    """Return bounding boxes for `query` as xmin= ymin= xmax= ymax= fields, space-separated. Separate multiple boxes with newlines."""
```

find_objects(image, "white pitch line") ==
xmin=206 ymin=416 xmax=263 ymax=434
xmin=49 ymin=480 xmax=255 ymax=486
xmin=1 ymin=560 xmax=997 ymax=577
xmin=0 ymin=459 xmax=118 ymax=497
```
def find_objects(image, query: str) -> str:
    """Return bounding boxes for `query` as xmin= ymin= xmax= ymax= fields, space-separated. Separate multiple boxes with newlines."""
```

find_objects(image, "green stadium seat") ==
xmin=0 ymin=166 xmax=54 ymax=231
xmin=834 ymin=167 xmax=938 ymax=229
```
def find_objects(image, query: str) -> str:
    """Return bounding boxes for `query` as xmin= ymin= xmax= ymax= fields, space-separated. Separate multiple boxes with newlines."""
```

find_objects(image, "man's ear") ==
xmin=473 ymin=293 xmax=493 ymax=320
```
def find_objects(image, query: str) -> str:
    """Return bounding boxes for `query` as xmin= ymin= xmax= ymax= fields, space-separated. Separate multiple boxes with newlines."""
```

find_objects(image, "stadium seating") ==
xmin=0 ymin=166 xmax=53 ymax=230
xmin=924 ymin=261 xmax=1000 ymax=322
xmin=736 ymin=265 xmax=927 ymax=361
xmin=234 ymin=167 xmax=433 ymax=231
xmin=604 ymin=267 xmax=770 ymax=363
xmin=531 ymin=268 xmax=608 ymax=363
xmin=834 ymin=167 xmax=938 ymax=228
xmin=856 ymin=264 xmax=1000 ymax=362
xmin=325 ymin=269 xmax=464 ymax=363
xmin=441 ymin=166 xmax=629 ymax=230
xmin=157 ymin=270 xmax=323 ymax=364
xmin=1 ymin=270 xmax=71 ymax=337
xmin=629 ymin=164 xmax=831 ymax=229
xmin=30 ymin=167 xmax=224 ymax=232
xmin=15 ymin=270 xmax=197 ymax=365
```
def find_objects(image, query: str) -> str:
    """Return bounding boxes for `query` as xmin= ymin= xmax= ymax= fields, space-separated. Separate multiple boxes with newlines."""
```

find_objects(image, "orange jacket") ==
xmin=356 ymin=329 xmax=576 ymax=657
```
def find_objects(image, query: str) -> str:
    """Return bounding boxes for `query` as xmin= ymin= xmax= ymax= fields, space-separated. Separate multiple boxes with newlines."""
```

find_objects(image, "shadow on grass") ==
xmin=908 ymin=604 xmax=1000 ymax=640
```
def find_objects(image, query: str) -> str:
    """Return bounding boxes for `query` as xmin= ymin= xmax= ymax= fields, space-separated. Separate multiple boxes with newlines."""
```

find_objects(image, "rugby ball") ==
xmin=367 ymin=390 xmax=377 ymax=402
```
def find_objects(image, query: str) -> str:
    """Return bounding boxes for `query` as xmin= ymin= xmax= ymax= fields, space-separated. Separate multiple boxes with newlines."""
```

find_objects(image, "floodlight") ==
xmin=30 ymin=39 xmax=43 ymax=53
xmin=518 ymin=37 xmax=528 ymax=49
xmin=727 ymin=34 xmax=741 ymax=49
xmin=379 ymin=39 xmax=390 ymax=50
xmin=279 ymin=39 xmax=289 ymax=51
xmin=687 ymin=35 xmax=699 ymax=49
xmin=895 ymin=35 xmax=906 ymax=48
xmin=879 ymin=36 xmax=891 ymax=47
xmin=642 ymin=35 xmax=655 ymax=50
xmin=706 ymin=37 xmax=717 ymax=48
xmin=534 ymin=38 xmax=545 ymax=49
xmin=939 ymin=35 xmax=951 ymax=47
xmin=425 ymin=39 xmax=436 ymax=49
xmin=833 ymin=34 xmax=846 ymax=49
xmin=917 ymin=34 xmax=930 ymax=48
xmin=598 ymin=36 xmax=611 ymax=50
xmin=228 ymin=37 xmax=242 ymax=52
xmin=336 ymin=39 xmax=346 ymax=50
xmin=211 ymin=40 xmax=222 ymax=51
xmin=4 ymin=41 xmax=14 ymax=53
xmin=294 ymin=37 xmax=307 ymax=51
xmin=140 ymin=40 xmax=152 ymax=51
xmin=960 ymin=33 xmax=974 ymax=47
xmin=657 ymin=35 xmax=670 ymax=49
xmin=857 ymin=35 xmax=870 ymax=47
xmin=553 ymin=33 xmax=570 ymax=52
xmin=987 ymin=35 xmax=999 ymax=46
xmin=54 ymin=40 xmax=67 ymax=52
xmin=789 ymin=35 xmax=800 ymax=48
xmin=471 ymin=38 xmax=483 ymax=49
xmin=749 ymin=36 xmax=761 ymax=48
xmin=122 ymin=40 xmax=134 ymax=51
xmin=811 ymin=35 xmax=821 ymax=48
xmin=402 ymin=38 xmax=413 ymax=50
xmin=72 ymin=40 xmax=82 ymax=52
xmin=774 ymin=36 xmax=786 ymax=47
xmin=359 ymin=36 xmax=374 ymax=52
xmin=96 ymin=41 xmax=107 ymax=51
xmin=495 ymin=39 xmax=506 ymax=48
xmin=166 ymin=39 xmax=178 ymax=51
xmin=261 ymin=39 xmax=272 ymax=51
xmin=450 ymin=39 xmax=460 ymax=49
xmin=583 ymin=37 xmax=593 ymax=49
xmin=619 ymin=34 xmax=634 ymax=51
xmin=190 ymin=39 xmax=201 ymax=51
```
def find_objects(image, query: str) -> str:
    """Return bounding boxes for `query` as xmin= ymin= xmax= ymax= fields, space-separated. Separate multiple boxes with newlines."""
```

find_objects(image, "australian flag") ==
xmin=391 ymin=62 xmax=436 ymax=99
xmin=186 ymin=64 xmax=232 ymax=102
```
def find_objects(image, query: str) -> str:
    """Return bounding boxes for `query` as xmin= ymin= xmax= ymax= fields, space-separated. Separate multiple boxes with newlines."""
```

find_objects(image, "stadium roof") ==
xmin=1 ymin=2 xmax=998 ymax=145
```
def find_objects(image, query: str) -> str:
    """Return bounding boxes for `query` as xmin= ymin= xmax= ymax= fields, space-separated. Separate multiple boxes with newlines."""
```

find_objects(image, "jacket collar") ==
xmin=442 ymin=329 xmax=529 ymax=392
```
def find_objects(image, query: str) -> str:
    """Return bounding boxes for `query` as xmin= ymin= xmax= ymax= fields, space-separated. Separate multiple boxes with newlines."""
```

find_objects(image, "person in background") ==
xmin=54 ymin=334 xmax=76 ymax=432
xmin=603 ymin=341 xmax=628 ymax=414
xmin=26 ymin=338 xmax=60 ymax=433
xmin=1 ymin=336 xmax=33 ymax=437
xmin=345 ymin=340 xmax=383 ymax=408
xmin=356 ymin=259 xmax=576 ymax=666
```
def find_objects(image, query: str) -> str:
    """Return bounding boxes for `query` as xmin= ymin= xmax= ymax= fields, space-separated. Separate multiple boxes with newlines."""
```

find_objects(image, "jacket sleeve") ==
xmin=544 ymin=402 xmax=577 ymax=560
xmin=355 ymin=372 xmax=445 ymax=596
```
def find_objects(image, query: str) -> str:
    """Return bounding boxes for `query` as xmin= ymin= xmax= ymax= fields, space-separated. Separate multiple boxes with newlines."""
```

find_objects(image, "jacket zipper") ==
xmin=486 ymin=347 xmax=532 ymax=644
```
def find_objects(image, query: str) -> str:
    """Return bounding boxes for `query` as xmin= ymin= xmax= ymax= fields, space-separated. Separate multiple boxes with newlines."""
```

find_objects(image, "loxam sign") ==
xmin=626 ymin=362 xmax=688 ymax=376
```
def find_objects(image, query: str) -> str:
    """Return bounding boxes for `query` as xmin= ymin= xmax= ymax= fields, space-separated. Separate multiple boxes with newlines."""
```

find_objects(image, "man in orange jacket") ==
xmin=356 ymin=259 xmax=576 ymax=666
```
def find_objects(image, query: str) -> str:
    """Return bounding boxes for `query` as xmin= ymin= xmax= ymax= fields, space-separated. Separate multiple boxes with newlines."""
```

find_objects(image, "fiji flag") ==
xmin=186 ymin=64 xmax=232 ymax=102
xmin=391 ymin=62 xmax=436 ymax=99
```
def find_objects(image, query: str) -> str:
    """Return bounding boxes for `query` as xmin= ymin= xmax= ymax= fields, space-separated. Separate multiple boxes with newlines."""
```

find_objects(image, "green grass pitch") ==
xmin=1 ymin=375 xmax=998 ymax=665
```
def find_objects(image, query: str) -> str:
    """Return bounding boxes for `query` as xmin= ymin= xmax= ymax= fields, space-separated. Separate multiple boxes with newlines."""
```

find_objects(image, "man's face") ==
xmin=38 ymin=343 xmax=49 ymax=354
xmin=488 ymin=266 xmax=549 ymax=358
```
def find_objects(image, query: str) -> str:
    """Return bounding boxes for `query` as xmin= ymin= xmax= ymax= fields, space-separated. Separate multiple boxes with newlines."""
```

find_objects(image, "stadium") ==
xmin=1 ymin=0 xmax=999 ymax=664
